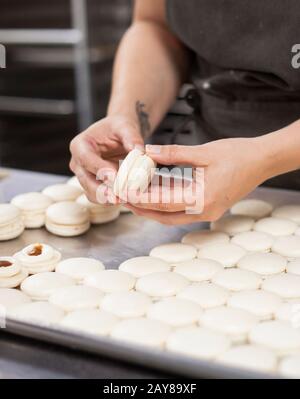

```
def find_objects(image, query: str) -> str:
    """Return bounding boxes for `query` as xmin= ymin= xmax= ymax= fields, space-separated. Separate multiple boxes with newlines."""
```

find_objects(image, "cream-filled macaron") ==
xmin=111 ymin=317 xmax=171 ymax=348
xmin=275 ymin=301 xmax=300 ymax=325
xmin=0 ymin=204 xmax=24 ymax=241
xmin=147 ymin=297 xmax=202 ymax=327
xmin=21 ymin=272 xmax=75 ymax=300
xmin=113 ymin=149 xmax=156 ymax=198
xmin=181 ymin=230 xmax=230 ymax=249
xmin=231 ymin=231 xmax=274 ymax=252
xmin=60 ymin=309 xmax=118 ymax=336
xmin=0 ymin=257 xmax=21 ymax=277
xmin=67 ymin=176 xmax=84 ymax=192
xmin=200 ymin=306 xmax=258 ymax=343
xmin=211 ymin=215 xmax=255 ymax=235
xmin=11 ymin=192 xmax=53 ymax=228
xmin=249 ymin=320 xmax=300 ymax=355
xmin=272 ymin=235 xmax=300 ymax=258
xmin=230 ymin=199 xmax=273 ymax=219
xmin=279 ymin=356 xmax=300 ymax=378
xmin=217 ymin=345 xmax=277 ymax=373
xmin=14 ymin=243 xmax=62 ymax=274
xmin=119 ymin=256 xmax=170 ymax=278
xmin=149 ymin=243 xmax=197 ymax=263
xmin=197 ymin=243 xmax=246 ymax=268
xmin=237 ymin=252 xmax=287 ymax=276
xmin=101 ymin=291 xmax=151 ymax=318
xmin=56 ymin=257 xmax=105 ymax=282
xmin=0 ymin=269 xmax=28 ymax=289
xmin=272 ymin=205 xmax=300 ymax=224
xmin=262 ymin=273 xmax=300 ymax=299
xmin=254 ymin=217 xmax=297 ymax=236
xmin=177 ymin=282 xmax=229 ymax=308
xmin=42 ymin=184 xmax=82 ymax=202
xmin=166 ymin=326 xmax=230 ymax=359
xmin=0 ymin=288 xmax=31 ymax=311
xmin=76 ymin=194 xmax=120 ymax=224
xmin=212 ymin=269 xmax=262 ymax=292
xmin=46 ymin=201 xmax=90 ymax=237
xmin=136 ymin=271 xmax=188 ymax=297
xmin=49 ymin=285 xmax=104 ymax=312
xmin=228 ymin=290 xmax=282 ymax=320
xmin=84 ymin=270 xmax=135 ymax=293
xmin=174 ymin=258 xmax=223 ymax=282
xmin=9 ymin=301 xmax=64 ymax=325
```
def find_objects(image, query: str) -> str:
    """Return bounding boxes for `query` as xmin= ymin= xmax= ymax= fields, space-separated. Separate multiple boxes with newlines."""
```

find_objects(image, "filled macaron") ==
xmin=11 ymin=192 xmax=53 ymax=228
xmin=45 ymin=201 xmax=90 ymax=237
xmin=76 ymin=194 xmax=120 ymax=224
xmin=42 ymin=184 xmax=82 ymax=202
xmin=14 ymin=243 xmax=62 ymax=274
xmin=0 ymin=204 xmax=24 ymax=241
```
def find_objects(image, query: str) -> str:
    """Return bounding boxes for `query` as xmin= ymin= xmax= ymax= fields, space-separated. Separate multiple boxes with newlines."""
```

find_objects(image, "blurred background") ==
xmin=0 ymin=0 xmax=193 ymax=175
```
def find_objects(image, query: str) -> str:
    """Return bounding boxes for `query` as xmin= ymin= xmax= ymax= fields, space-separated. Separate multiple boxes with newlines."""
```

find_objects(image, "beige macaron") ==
xmin=11 ymin=192 xmax=53 ymax=228
xmin=45 ymin=201 xmax=90 ymax=237
xmin=42 ymin=184 xmax=82 ymax=202
xmin=0 ymin=204 xmax=24 ymax=241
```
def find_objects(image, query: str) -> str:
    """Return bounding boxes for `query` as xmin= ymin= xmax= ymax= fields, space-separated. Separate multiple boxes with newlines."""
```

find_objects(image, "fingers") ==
xmin=70 ymin=161 xmax=100 ymax=203
xmin=125 ymin=204 xmax=199 ymax=225
xmin=120 ymin=126 xmax=145 ymax=153
xmin=70 ymin=135 xmax=117 ymax=177
xmin=145 ymin=144 xmax=204 ymax=166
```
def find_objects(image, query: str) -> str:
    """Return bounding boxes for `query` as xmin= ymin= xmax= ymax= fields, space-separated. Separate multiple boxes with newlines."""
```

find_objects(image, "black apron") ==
xmin=166 ymin=0 xmax=300 ymax=189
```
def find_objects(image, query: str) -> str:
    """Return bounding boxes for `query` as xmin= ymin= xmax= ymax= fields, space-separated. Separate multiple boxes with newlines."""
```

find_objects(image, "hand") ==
xmin=69 ymin=116 xmax=144 ymax=202
xmin=125 ymin=137 xmax=270 ymax=225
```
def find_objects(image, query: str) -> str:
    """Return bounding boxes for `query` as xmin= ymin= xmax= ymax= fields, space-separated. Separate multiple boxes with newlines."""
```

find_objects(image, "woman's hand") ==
xmin=69 ymin=116 xmax=144 ymax=202
xmin=124 ymin=137 xmax=271 ymax=224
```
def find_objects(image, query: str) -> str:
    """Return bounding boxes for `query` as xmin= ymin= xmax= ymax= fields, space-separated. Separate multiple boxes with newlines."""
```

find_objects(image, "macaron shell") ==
xmin=0 ymin=257 xmax=21 ymax=277
xmin=113 ymin=149 xmax=143 ymax=197
xmin=0 ymin=269 xmax=28 ymax=289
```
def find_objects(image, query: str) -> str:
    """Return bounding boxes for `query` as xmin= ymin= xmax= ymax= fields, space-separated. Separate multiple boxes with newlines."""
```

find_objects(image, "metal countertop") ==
xmin=1 ymin=168 xmax=300 ymax=379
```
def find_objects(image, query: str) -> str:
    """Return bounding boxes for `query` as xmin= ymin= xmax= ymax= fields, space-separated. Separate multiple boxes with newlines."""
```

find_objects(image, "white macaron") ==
xmin=14 ymin=243 xmax=62 ymax=274
xmin=45 ymin=201 xmax=90 ymax=237
xmin=42 ymin=184 xmax=82 ymax=202
xmin=0 ymin=204 xmax=24 ymax=241
xmin=76 ymin=194 xmax=120 ymax=224
xmin=56 ymin=257 xmax=105 ymax=282
xmin=11 ymin=192 xmax=53 ymax=228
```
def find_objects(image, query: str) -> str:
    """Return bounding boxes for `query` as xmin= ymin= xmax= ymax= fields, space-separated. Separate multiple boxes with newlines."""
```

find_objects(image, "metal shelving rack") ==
xmin=0 ymin=0 xmax=93 ymax=130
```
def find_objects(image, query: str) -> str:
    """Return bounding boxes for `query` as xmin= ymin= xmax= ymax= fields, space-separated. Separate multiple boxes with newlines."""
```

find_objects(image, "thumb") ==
xmin=121 ymin=126 xmax=144 ymax=152
xmin=145 ymin=144 xmax=200 ymax=166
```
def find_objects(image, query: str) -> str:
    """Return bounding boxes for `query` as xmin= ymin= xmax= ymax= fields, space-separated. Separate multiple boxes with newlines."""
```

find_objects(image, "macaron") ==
xmin=0 ymin=288 xmax=31 ymax=311
xmin=211 ymin=215 xmax=255 ymax=235
xmin=42 ymin=184 xmax=82 ymax=202
xmin=11 ymin=192 xmax=53 ymax=228
xmin=45 ymin=201 xmax=90 ymax=237
xmin=60 ymin=309 xmax=118 ymax=336
xmin=0 ymin=204 xmax=24 ymax=241
xmin=14 ymin=243 xmax=62 ymax=274
xmin=76 ymin=194 xmax=120 ymax=224
xmin=55 ymin=257 xmax=105 ymax=282
xmin=67 ymin=176 xmax=84 ymax=192
xmin=113 ymin=149 xmax=156 ymax=198
xmin=149 ymin=243 xmax=197 ymax=263
xmin=0 ymin=257 xmax=28 ymax=288
xmin=230 ymin=199 xmax=273 ymax=219
xmin=21 ymin=272 xmax=76 ymax=300
xmin=9 ymin=301 xmax=64 ymax=325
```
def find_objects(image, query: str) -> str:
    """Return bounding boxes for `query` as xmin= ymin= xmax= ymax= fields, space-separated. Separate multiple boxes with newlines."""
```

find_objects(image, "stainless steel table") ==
xmin=1 ymin=168 xmax=300 ymax=379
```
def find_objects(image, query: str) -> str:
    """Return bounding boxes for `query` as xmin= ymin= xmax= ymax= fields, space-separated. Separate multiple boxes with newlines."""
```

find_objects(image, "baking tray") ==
xmin=1 ymin=168 xmax=298 ymax=379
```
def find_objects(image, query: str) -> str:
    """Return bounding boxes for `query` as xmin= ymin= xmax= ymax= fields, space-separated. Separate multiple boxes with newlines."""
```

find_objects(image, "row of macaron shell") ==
xmin=2 ymin=250 xmax=300 ymax=377
xmin=0 ymin=176 xmax=126 ymax=241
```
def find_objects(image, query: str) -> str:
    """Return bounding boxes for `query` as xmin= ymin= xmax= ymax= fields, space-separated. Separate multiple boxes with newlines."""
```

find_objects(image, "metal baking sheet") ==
xmin=1 ymin=168 xmax=298 ymax=378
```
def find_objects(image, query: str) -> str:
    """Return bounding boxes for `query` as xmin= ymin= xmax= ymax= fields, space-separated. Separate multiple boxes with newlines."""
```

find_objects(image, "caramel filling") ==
xmin=28 ymin=243 xmax=43 ymax=256
xmin=0 ymin=260 xmax=12 ymax=267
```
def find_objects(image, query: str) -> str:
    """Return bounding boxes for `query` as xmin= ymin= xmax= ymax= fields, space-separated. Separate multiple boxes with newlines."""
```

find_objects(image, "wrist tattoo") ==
xmin=136 ymin=101 xmax=151 ymax=138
